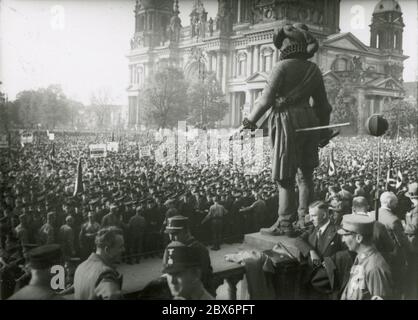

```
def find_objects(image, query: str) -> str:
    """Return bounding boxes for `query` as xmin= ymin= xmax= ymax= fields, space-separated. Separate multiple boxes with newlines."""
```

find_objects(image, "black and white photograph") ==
xmin=0 ymin=0 xmax=418 ymax=303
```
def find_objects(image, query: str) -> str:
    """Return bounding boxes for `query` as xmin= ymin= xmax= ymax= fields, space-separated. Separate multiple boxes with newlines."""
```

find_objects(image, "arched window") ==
xmin=376 ymin=33 xmax=380 ymax=49
xmin=139 ymin=66 xmax=144 ymax=87
xmin=333 ymin=57 xmax=349 ymax=71
xmin=138 ymin=15 xmax=144 ymax=31
xmin=237 ymin=52 xmax=247 ymax=77
xmin=261 ymin=47 xmax=273 ymax=72
xmin=393 ymin=33 xmax=397 ymax=49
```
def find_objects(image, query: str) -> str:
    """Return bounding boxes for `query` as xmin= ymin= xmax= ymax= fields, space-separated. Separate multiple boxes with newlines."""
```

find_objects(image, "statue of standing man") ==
xmin=242 ymin=23 xmax=333 ymax=237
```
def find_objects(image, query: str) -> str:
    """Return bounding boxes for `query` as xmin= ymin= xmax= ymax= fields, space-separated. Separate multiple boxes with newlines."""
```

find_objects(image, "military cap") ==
xmin=165 ymin=215 xmax=189 ymax=234
xmin=164 ymin=198 xmax=176 ymax=206
xmin=22 ymin=243 xmax=39 ymax=251
xmin=337 ymin=214 xmax=374 ymax=236
xmin=109 ymin=204 xmax=118 ymax=211
xmin=27 ymin=244 xmax=62 ymax=270
xmin=162 ymin=241 xmax=200 ymax=274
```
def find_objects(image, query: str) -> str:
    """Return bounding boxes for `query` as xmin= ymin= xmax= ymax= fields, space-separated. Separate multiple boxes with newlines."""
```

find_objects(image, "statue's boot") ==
xmin=260 ymin=221 xmax=298 ymax=238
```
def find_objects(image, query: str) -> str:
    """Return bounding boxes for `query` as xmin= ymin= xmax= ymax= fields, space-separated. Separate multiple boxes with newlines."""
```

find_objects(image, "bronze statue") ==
xmin=242 ymin=23 xmax=333 ymax=237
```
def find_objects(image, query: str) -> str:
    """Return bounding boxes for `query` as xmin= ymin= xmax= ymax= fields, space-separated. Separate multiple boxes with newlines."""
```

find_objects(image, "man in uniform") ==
xmin=127 ymin=204 xmax=146 ymax=264
xmin=58 ymin=215 xmax=76 ymax=260
xmin=162 ymin=241 xmax=214 ymax=300
xmin=8 ymin=244 xmax=64 ymax=300
xmin=242 ymin=23 xmax=332 ymax=236
xmin=74 ymin=226 xmax=124 ymax=299
xmin=165 ymin=215 xmax=214 ymax=295
xmin=38 ymin=211 xmax=57 ymax=245
xmin=101 ymin=204 xmax=122 ymax=229
xmin=202 ymin=195 xmax=227 ymax=250
xmin=404 ymin=183 xmax=418 ymax=298
xmin=339 ymin=214 xmax=394 ymax=300
xmin=79 ymin=211 xmax=101 ymax=260
xmin=239 ymin=191 xmax=267 ymax=233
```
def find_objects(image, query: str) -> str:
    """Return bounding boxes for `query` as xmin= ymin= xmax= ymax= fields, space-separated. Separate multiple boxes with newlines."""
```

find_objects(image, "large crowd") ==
xmin=1 ymin=130 xmax=418 ymax=299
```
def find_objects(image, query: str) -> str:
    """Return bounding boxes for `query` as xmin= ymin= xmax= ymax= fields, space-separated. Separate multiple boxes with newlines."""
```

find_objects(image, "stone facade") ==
xmin=127 ymin=0 xmax=408 ymax=133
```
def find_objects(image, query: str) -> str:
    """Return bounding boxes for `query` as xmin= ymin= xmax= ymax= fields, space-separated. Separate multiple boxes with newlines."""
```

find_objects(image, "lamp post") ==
xmin=365 ymin=114 xmax=389 ymax=221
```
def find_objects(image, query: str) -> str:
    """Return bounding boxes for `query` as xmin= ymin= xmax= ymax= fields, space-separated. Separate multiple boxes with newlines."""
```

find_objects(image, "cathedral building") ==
xmin=127 ymin=0 xmax=408 ymax=133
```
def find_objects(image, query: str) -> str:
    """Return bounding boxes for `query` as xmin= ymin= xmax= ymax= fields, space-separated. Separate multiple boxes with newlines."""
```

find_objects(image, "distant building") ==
xmin=403 ymin=81 xmax=418 ymax=105
xmin=127 ymin=0 xmax=408 ymax=133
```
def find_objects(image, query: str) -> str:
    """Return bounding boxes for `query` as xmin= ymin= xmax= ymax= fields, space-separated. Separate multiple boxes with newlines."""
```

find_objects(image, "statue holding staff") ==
xmin=241 ymin=23 xmax=333 ymax=237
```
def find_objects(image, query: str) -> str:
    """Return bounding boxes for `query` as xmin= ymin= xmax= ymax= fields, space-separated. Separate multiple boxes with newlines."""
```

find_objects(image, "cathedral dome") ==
xmin=373 ymin=0 xmax=402 ymax=14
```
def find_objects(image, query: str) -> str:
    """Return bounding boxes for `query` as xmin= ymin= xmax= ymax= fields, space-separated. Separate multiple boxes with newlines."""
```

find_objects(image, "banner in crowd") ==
xmin=139 ymin=146 xmax=152 ymax=157
xmin=328 ymin=148 xmax=336 ymax=176
xmin=0 ymin=135 xmax=9 ymax=149
xmin=106 ymin=142 xmax=119 ymax=152
xmin=21 ymin=132 xmax=33 ymax=145
xmin=89 ymin=144 xmax=107 ymax=158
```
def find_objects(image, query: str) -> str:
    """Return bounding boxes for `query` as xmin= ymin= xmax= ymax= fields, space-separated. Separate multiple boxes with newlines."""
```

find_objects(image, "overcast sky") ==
xmin=0 ymin=0 xmax=416 ymax=105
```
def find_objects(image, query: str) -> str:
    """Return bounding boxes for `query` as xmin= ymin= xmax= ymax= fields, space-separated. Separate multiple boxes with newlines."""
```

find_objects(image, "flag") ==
xmin=395 ymin=169 xmax=403 ymax=189
xmin=386 ymin=166 xmax=396 ymax=190
xmin=328 ymin=148 xmax=336 ymax=176
xmin=50 ymin=143 xmax=55 ymax=158
xmin=73 ymin=157 xmax=83 ymax=196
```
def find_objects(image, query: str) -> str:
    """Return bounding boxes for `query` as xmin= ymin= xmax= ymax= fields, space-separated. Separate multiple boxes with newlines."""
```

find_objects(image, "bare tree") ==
xmin=142 ymin=67 xmax=188 ymax=129
xmin=90 ymin=87 xmax=114 ymax=129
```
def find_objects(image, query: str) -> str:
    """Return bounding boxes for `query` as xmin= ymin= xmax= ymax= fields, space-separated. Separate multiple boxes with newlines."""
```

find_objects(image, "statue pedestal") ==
xmin=244 ymin=232 xmax=302 ymax=259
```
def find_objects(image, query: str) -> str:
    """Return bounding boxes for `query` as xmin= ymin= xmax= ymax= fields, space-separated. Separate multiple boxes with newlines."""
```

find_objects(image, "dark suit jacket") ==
xmin=296 ymin=222 xmax=344 ymax=259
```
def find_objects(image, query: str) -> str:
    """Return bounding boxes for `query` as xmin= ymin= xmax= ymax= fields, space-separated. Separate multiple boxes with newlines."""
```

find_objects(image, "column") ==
xmin=208 ymin=52 xmax=212 ymax=72
xmin=237 ymin=93 xmax=243 ymax=125
xmin=253 ymin=45 xmax=260 ymax=72
xmin=216 ymin=52 xmax=222 ymax=82
xmin=370 ymin=97 xmax=375 ymax=115
xmin=274 ymin=48 xmax=279 ymax=64
xmin=237 ymin=0 xmax=241 ymax=23
xmin=222 ymin=53 xmax=227 ymax=92
xmin=136 ymin=96 xmax=140 ymax=127
xmin=246 ymin=46 xmax=253 ymax=76
xmin=357 ymin=88 xmax=366 ymax=134
xmin=135 ymin=65 xmax=139 ymax=84
xmin=231 ymin=93 xmax=236 ymax=127
xmin=231 ymin=50 xmax=236 ymax=78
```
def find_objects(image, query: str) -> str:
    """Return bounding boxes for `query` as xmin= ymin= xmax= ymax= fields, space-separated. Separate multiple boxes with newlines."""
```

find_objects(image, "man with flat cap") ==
xmin=165 ymin=215 xmax=214 ymax=295
xmin=241 ymin=23 xmax=333 ymax=237
xmin=8 ymin=244 xmax=64 ymax=300
xmin=163 ymin=241 xmax=214 ymax=300
xmin=339 ymin=214 xmax=394 ymax=300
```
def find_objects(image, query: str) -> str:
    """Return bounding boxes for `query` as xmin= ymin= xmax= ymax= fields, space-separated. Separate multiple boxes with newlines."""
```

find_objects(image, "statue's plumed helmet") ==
xmin=273 ymin=23 xmax=319 ymax=60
